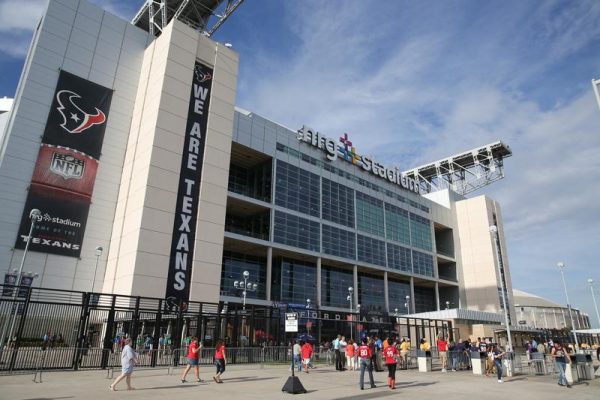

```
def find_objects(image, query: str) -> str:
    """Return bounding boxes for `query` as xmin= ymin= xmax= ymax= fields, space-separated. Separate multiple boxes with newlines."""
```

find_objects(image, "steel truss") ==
xmin=403 ymin=141 xmax=512 ymax=196
xmin=132 ymin=0 xmax=245 ymax=37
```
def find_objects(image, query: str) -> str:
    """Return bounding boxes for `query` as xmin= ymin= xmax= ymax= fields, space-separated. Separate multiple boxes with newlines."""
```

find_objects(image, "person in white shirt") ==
xmin=110 ymin=337 xmax=137 ymax=391
xmin=339 ymin=336 xmax=348 ymax=370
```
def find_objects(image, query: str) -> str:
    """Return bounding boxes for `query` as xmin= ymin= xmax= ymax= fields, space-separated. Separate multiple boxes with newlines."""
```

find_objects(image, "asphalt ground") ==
xmin=0 ymin=362 xmax=598 ymax=400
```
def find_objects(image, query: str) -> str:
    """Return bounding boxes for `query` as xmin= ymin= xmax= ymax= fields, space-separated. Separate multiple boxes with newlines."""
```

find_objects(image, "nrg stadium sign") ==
xmin=297 ymin=125 xmax=419 ymax=194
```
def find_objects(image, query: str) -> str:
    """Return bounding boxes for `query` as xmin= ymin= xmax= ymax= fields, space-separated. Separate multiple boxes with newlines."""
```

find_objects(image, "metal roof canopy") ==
xmin=403 ymin=141 xmax=512 ymax=196
xmin=132 ymin=0 xmax=244 ymax=37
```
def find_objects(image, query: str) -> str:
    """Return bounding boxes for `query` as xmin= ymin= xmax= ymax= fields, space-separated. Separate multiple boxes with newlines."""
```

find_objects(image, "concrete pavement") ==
xmin=0 ymin=363 xmax=598 ymax=400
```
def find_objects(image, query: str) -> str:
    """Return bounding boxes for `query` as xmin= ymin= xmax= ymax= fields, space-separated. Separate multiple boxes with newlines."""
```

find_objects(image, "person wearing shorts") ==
xmin=109 ymin=338 xmax=137 ymax=391
xmin=301 ymin=341 xmax=313 ymax=373
xmin=213 ymin=340 xmax=226 ymax=383
xmin=181 ymin=337 xmax=202 ymax=383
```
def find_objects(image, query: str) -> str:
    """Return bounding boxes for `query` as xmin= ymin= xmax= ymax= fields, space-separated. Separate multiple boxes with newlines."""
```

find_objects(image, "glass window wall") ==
xmin=412 ymin=250 xmax=434 ymax=277
xmin=357 ymin=234 xmax=386 ymax=267
xmin=322 ymin=224 xmax=356 ymax=260
xmin=274 ymin=211 xmax=320 ymax=252
xmin=410 ymin=213 xmax=433 ymax=251
xmin=220 ymin=251 xmax=267 ymax=300
xmin=388 ymin=279 xmax=411 ymax=312
xmin=272 ymin=257 xmax=317 ymax=304
xmin=387 ymin=243 xmax=412 ymax=273
xmin=321 ymin=266 xmax=354 ymax=308
xmin=358 ymin=273 xmax=385 ymax=308
xmin=322 ymin=178 xmax=355 ymax=228
xmin=356 ymin=192 xmax=385 ymax=237
xmin=385 ymin=203 xmax=410 ymax=245
xmin=275 ymin=160 xmax=320 ymax=217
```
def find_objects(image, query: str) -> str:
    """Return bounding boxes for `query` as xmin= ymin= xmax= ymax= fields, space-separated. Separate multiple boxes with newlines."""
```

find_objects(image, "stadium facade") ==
xmin=0 ymin=0 xmax=523 ymax=343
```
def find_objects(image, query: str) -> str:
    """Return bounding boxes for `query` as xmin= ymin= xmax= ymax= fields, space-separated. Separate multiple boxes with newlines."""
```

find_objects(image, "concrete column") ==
xmin=434 ymin=282 xmax=440 ymax=311
xmin=409 ymin=276 xmax=415 ymax=314
xmin=353 ymin=265 xmax=359 ymax=306
xmin=266 ymin=247 xmax=272 ymax=301
xmin=316 ymin=257 xmax=322 ymax=306
xmin=384 ymin=271 xmax=389 ymax=312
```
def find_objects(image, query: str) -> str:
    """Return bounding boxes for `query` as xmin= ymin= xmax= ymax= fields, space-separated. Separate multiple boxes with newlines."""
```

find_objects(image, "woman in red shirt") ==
xmin=181 ymin=337 xmax=202 ymax=383
xmin=383 ymin=339 xmax=399 ymax=389
xmin=213 ymin=340 xmax=226 ymax=383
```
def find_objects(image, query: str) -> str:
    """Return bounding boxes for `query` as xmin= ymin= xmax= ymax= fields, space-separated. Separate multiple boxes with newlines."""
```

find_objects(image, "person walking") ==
xmin=109 ymin=338 xmax=137 ymax=391
xmin=346 ymin=339 xmax=356 ymax=370
xmin=301 ymin=341 xmax=313 ymax=374
xmin=436 ymin=335 xmax=448 ymax=372
xmin=292 ymin=340 xmax=302 ymax=372
xmin=384 ymin=338 xmax=399 ymax=389
xmin=491 ymin=344 xmax=506 ymax=383
xmin=181 ymin=337 xmax=202 ymax=383
xmin=551 ymin=340 xmax=572 ymax=388
xmin=339 ymin=336 xmax=348 ymax=370
xmin=213 ymin=340 xmax=226 ymax=383
xmin=357 ymin=338 xmax=376 ymax=390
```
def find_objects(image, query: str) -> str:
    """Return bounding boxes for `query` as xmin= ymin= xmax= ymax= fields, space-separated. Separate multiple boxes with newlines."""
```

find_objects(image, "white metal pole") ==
xmin=2 ymin=210 xmax=40 ymax=349
xmin=557 ymin=262 xmax=579 ymax=351
xmin=588 ymin=279 xmax=600 ymax=327
xmin=490 ymin=226 xmax=513 ymax=353
xmin=592 ymin=79 xmax=600 ymax=111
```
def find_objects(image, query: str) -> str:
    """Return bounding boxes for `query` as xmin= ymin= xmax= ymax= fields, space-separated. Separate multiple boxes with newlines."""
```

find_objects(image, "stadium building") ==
xmin=0 ymin=0 xmax=525 ymax=346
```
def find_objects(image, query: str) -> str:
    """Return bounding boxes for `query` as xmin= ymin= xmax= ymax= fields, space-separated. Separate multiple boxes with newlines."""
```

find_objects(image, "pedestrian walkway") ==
xmin=0 ymin=363 xmax=598 ymax=400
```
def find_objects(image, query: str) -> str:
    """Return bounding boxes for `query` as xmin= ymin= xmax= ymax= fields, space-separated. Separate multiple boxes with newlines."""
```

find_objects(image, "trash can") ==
xmin=417 ymin=350 xmax=432 ymax=372
xmin=470 ymin=351 xmax=487 ymax=375
xmin=565 ymin=355 xmax=579 ymax=385
xmin=575 ymin=354 xmax=593 ymax=380
xmin=530 ymin=352 xmax=545 ymax=375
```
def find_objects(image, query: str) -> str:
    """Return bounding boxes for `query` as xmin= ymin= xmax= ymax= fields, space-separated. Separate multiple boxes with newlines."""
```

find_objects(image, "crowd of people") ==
xmin=103 ymin=332 xmax=596 ymax=392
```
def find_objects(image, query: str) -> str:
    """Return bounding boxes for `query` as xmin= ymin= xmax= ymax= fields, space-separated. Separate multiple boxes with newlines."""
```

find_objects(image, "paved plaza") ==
xmin=1 ymin=363 xmax=598 ymax=400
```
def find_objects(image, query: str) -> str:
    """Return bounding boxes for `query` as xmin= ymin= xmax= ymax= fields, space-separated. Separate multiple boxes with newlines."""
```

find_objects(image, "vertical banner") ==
xmin=165 ymin=62 xmax=213 ymax=310
xmin=15 ymin=70 xmax=112 ymax=257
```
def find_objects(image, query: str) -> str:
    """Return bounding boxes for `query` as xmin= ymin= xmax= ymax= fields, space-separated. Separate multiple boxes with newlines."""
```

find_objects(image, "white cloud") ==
xmin=0 ymin=0 xmax=46 ymax=32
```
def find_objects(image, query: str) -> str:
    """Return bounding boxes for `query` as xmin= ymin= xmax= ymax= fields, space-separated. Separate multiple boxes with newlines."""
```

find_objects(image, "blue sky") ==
xmin=1 ymin=0 xmax=600 ymax=327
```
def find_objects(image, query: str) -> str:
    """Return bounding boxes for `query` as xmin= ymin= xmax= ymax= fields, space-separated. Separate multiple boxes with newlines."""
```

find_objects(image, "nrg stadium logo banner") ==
xmin=297 ymin=126 xmax=419 ymax=194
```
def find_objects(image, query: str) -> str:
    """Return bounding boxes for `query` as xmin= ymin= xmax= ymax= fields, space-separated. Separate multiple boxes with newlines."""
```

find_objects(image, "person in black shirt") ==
xmin=551 ymin=340 xmax=572 ymax=388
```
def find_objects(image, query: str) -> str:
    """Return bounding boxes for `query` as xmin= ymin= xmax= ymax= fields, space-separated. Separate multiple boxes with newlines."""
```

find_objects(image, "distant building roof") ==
xmin=512 ymin=289 xmax=563 ymax=308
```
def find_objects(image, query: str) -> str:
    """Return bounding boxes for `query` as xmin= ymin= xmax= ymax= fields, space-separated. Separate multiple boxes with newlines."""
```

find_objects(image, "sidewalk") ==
xmin=0 ymin=363 xmax=598 ymax=400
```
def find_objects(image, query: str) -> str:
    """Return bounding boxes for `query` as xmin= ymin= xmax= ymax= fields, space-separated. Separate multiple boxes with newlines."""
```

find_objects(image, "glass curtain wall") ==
xmin=271 ymin=257 xmax=317 ymax=304
xmin=321 ymin=266 xmax=354 ymax=308
xmin=220 ymin=251 xmax=267 ymax=300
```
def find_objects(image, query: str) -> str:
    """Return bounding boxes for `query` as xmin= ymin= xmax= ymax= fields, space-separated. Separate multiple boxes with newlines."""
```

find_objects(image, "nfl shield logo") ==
xmin=50 ymin=153 xmax=85 ymax=180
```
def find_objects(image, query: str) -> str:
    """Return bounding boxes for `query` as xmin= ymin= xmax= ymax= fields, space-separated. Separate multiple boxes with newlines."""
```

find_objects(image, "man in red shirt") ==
xmin=436 ymin=335 xmax=448 ymax=372
xmin=301 ymin=341 xmax=313 ymax=373
xmin=181 ymin=337 xmax=202 ymax=383
xmin=358 ymin=339 xmax=376 ymax=390
xmin=384 ymin=339 xmax=399 ymax=389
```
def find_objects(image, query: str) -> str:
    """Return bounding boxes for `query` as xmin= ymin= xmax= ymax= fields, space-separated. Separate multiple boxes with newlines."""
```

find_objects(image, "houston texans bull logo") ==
xmin=56 ymin=90 xmax=106 ymax=134
xmin=194 ymin=65 xmax=212 ymax=83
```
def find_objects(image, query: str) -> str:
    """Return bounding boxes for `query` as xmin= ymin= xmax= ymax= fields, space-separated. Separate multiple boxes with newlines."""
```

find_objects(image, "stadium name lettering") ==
xmin=297 ymin=125 xmax=419 ymax=194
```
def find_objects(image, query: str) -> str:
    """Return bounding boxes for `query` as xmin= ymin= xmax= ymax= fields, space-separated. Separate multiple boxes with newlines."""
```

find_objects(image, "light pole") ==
xmin=557 ymin=262 xmax=579 ymax=351
xmin=489 ymin=225 xmax=513 ymax=353
xmin=404 ymin=295 xmax=410 ymax=314
xmin=0 ymin=208 xmax=41 ymax=350
xmin=306 ymin=298 xmax=312 ymax=335
xmin=233 ymin=271 xmax=257 ymax=347
xmin=347 ymin=287 xmax=354 ymax=340
xmin=445 ymin=301 xmax=450 ymax=310
xmin=233 ymin=270 xmax=258 ymax=311
xmin=588 ymin=279 xmax=600 ymax=328
xmin=91 ymin=246 xmax=103 ymax=292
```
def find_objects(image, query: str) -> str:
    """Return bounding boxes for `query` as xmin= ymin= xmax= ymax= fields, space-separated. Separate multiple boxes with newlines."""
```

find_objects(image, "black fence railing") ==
xmin=0 ymin=284 xmax=455 ymax=373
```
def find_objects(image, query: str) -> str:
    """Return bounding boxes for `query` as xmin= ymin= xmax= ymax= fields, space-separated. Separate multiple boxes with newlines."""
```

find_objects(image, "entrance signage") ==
xmin=297 ymin=125 xmax=419 ymax=194
xmin=285 ymin=312 xmax=298 ymax=332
